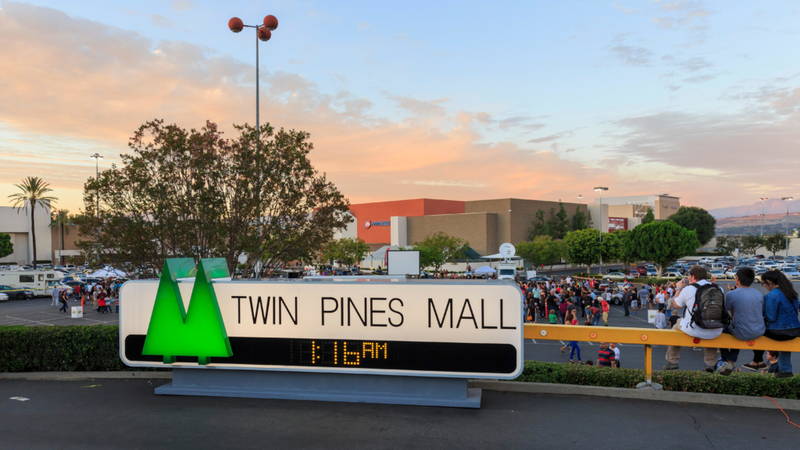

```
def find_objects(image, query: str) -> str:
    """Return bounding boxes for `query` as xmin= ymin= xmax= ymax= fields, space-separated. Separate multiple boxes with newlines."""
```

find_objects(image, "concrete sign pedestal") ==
xmin=156 ymin=369 xmax=482 ymax=408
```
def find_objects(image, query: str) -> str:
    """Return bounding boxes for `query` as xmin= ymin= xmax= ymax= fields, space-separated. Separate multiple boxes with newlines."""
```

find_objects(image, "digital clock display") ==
xmin=125 ymin=335 xmax=517 ymax=375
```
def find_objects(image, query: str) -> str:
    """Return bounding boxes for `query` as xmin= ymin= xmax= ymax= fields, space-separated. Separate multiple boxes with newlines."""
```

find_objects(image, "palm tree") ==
xmin=8 ymin=177 xmax=58 ymax=269
xmin=50 ymin=209 xmax=70 ymax=265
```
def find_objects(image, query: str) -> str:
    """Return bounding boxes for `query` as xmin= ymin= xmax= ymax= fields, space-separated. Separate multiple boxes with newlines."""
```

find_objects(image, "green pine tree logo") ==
xmin=142 ymin=258 xmax=233 ymax=365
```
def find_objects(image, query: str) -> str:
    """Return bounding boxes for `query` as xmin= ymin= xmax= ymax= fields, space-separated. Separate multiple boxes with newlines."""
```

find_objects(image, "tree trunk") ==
xmin=31 ymin=203 xmax=37 ymax=269
xmin=60 ymin=224 xmax=65 ymax=265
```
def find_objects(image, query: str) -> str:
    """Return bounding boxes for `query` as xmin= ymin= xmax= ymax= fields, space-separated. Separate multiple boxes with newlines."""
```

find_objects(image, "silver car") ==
xmin=0 ymin=292 xmax=8 ymax=301
xmin=781 ymin=268 xmax=800 ymax=280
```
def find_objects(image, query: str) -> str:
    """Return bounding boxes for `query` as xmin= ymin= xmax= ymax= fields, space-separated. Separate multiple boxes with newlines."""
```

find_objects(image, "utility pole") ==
xmin=759 ymin=197 xmax=769 ymax=236
xmin=594 ymin=187 xmax=609 ymax=274
xmin=782 ymin=197 xmax=793 ymax=258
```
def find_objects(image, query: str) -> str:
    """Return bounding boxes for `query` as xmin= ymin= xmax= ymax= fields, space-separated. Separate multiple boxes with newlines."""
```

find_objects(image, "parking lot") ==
xmin=0 ymin=296 xmax=118 ymax=327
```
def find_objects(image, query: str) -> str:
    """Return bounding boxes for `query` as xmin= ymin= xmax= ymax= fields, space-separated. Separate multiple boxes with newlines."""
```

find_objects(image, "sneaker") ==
xmin=776 ymin=371 xmax=794 ymax=379
xmin=705 ymin=365 xmax=715 ymax=373
xmin=717 ymin=362 xmax=733 ymax=376
xmin=741 ymin=362 xmax=759 ymax=372
xmin=663 ymin=363 xmax=679 ymax=370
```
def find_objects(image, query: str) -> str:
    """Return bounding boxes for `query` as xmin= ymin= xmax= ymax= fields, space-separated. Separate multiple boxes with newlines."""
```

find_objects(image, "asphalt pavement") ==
xmin=1 ymin=378 xmax=797 ymax=449
xmin=0 ymin=296 xmax=118 ymax=326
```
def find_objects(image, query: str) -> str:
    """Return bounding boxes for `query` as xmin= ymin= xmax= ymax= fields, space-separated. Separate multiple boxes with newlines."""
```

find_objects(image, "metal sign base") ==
xmin=155 ymin=369 xmax=482 ymax=408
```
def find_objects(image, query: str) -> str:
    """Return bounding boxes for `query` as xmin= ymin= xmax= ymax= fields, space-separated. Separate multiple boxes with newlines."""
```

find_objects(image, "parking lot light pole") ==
xmin=595 ymin=187 xmax=609 ymax=274
xmin=577 ymin=194 xmax=583 ymax=204
xmin=90 ymin=153 xmax=103 ymax=265
xmin=782 ymin=197 xmax=793 ymax=258
xmin=228 ymin=15 xmax=279 ymax=151
xmin=759 ymin=197 xmax=769 ymax=236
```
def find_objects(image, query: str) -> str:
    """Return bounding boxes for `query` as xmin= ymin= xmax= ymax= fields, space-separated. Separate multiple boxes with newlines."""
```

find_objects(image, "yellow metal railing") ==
xmin=524 ymin=324 xmax=800 ymax=385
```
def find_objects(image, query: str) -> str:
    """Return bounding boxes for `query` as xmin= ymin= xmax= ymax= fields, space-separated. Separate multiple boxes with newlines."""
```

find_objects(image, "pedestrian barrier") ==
xmin=524 ymin=324 xmax=800 ymax=388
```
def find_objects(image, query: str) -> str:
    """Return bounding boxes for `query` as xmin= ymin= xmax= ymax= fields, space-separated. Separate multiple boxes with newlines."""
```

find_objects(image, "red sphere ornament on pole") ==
xmin=263 ymin=15 xmax=279 ymax=31
xmin=228 ymin=17 xmax=244 ymax=33
xmin=228 ymin=14 xmax=278 ymax=151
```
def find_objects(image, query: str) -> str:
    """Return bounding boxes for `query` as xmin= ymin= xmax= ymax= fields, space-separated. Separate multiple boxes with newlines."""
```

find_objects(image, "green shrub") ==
xmin=0 ymin=325 xmax=163 ymax=372
xmin=512 ymin=361 xmax=800 ymax=399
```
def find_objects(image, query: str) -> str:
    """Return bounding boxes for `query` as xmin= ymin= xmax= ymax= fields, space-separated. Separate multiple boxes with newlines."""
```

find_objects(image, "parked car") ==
xmin=0 ymin=285 xmax=35 ymax=300
xmin=662 ymin=272 xmax=684 ymax=279
xmin=709 ymin=269 xmax=726 ymax=279
xmin=604 ymin=270 xmax=627 ymax=280
xmin=596 ymin=283 xmax=625 ymax=305
xmin=636 ymin=265 xmax=647 ymax=275
xmin=781 ymin=268 xmax=800 ymax=280
xmin=527 ymin=275 xmax=552 ymax=283
xmin=645 ymin=268 xmax=657 ymax=277
xmin=0 ymin=292 xmax=8 ymax=301
xmin=628 ymin=270 xmax=640 ymax=278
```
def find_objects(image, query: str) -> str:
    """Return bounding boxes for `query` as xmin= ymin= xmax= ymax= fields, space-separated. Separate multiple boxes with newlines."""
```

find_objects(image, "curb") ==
xmin=0 ymin=371 xmax=172 ymax=381
xmin=469 ymin=380 xmax=800 ymax=411
xmin=4 ymin=373 xmax=798 ymax=411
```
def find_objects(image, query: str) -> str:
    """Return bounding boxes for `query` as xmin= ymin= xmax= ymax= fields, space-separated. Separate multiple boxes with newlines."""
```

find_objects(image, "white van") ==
xmin=497 ymin=262 xmax=517 ymax=281
xmin=0 ymin=270 xmax=66 ymax=297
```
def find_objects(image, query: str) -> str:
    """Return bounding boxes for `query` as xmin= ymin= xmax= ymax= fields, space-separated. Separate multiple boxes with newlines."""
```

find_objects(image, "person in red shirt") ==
xmin=598 ymin=342 xmax=616 ymax=367
xmin=601 ymin=299 xmax=610 ymax=326
xmin=97 ymin=289 xmax=107 ymax=314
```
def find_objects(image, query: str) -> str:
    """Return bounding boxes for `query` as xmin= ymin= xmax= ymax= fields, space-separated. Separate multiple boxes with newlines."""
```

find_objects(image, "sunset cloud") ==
xmin=0 ymin=1 xmax=797 ymax=215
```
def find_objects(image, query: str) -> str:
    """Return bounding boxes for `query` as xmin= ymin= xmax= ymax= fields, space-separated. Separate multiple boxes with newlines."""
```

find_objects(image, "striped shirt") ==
xmin=597 ymin=348 xmax=615 ymax=367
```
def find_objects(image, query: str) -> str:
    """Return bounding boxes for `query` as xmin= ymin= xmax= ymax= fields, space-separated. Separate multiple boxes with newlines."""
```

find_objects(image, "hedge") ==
xmin=0 ymin=325 xmax=163 ymax=372
xmin=512 ymin=360 xmax=800 ymax=399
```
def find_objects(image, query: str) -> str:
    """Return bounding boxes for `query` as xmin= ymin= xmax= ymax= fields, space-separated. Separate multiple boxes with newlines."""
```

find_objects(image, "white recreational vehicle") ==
xmin=0 ymin=270 xmax=66 ymax=297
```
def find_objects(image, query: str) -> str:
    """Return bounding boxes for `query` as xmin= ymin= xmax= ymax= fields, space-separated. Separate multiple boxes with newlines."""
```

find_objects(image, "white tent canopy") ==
xmin=89 ymin=267 xmax=128 ymax=278
xmin=473 ymin=265 xmax=496 ymax=274
xmin=480 ymin=254 xmax=521 ymax=260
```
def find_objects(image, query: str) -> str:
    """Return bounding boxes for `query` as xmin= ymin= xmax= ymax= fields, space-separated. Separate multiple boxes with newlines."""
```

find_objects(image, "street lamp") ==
xmin=577 ymin=194 xmax=584 ymax=204
xmin=594 ymin=187 xmax=609 ymax=274
xmin=782 ymin=197 xmax=793 ymax=258
xmin=228 ymin=14 xmax=279 ymax=150
xmin=759 ymin=197 xmax=769 ymax=236
xmin=90 ymin=153 xmax=103 ymax=265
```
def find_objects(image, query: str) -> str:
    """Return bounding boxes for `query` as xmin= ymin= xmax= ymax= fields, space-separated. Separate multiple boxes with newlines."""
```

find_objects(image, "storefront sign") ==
xmin=120 ymin=258 xmax=523 ymax=379
xmin=364 ymin=220 xmax=391 ymax=229
xmin=608 ymin=217 xmax=628 ymax=231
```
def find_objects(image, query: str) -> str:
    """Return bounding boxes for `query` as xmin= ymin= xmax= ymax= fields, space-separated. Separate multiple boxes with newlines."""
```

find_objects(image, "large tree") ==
xmin=564 ymin=228 xmax=602 ymax=273
xmin=0 ymin=233 xmax=13 ymax=259
xmin=668 ymin=206 xmax=716 ymax=247
xmin=321 ymin=237 xmax=371 ymax=269
xmin=78 ymin=119 xmax=351 ymax=274
xmin=571 ymin=206 xmax=588 ymax=231
xmin=763 ymin=232 xmax=788 ymax=256
xmin=7 ymin=177 xmax=57 ymax=268
xmin=516 ymin=236 xmax=564 ymax=269
xmin=714 ymin=235 xmax=740 ymax=257
xmin=738 ymin=235 xmax=764 ymax=256
xmin=641 ymin=208 xmax=655 ymax=224
xmin=50 ymin=209 xmax=71 ymax=265
xmin=626 ymin=221 xmax=700 ymax=276
xmin=413 ymin=232 xmax=469 ymax=274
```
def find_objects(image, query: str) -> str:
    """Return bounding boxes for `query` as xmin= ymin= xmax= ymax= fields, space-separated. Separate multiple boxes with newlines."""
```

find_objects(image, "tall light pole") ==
xmin=595 ymin=187 xmax=609 ymax=274
xmin=577 ymin=194 xmax=584 ymax=204
xmin=90 ymin=153 xmax=103 ymax=265
xmin=759 ymin=197 xmax=769 ymax=236
xmin=229 ymin=14 xmax=279 ymax=150
xmin=782 ymin=197 xmax=793 ymax=258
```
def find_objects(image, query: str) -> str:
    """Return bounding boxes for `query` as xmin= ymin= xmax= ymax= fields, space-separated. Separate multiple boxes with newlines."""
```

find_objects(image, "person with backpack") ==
xmin=663 ymin=265 xmax=726 ymax=372
xmin=761 ymin=270 xmax=800 ymax=378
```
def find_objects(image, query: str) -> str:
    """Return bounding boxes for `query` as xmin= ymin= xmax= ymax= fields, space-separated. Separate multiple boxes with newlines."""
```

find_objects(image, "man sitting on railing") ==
xmin=717 ymin=267 xmax=765 ymax=376
xmin=663 ymin=265 xmax=724 ymax=372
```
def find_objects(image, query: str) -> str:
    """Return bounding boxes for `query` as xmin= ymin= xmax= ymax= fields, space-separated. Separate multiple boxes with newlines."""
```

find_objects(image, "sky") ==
xmin=1 ymin=0 xmax=799 ymax=214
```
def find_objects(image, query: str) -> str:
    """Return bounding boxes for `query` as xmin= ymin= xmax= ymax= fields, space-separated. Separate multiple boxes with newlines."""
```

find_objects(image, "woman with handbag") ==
xmin=761 ymin=270 xmax=800 ymax=379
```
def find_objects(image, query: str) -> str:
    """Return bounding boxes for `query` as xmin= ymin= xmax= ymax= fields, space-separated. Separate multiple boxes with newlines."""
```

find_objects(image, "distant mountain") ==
xmin=709 ymin=198 xmax=800 ymax=219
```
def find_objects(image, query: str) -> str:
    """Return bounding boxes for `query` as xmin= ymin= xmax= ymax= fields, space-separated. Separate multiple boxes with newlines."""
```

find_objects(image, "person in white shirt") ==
xmin=610 ymin=343 xmax=621 ymax=368
xmin=663 ymin=266 xmax=723 ymax=372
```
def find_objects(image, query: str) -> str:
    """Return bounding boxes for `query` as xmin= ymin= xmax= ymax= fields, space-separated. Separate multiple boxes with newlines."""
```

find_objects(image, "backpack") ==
xmin=689 ymin=283 xmax=730 ymax=329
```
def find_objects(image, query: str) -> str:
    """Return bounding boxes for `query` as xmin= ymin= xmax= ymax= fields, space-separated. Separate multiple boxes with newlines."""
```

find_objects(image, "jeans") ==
xmin=569 ymin=342 xmax=581 ymax=361
xmin=592 ymin=314 xmax=601 ymax=326
xmin=719 ymin=348 xmax=740 ymax=363
xmin=778 ymin=352 xmax=793 ymax=373
xmin=666 ymin=310 xmax=672 ymax=320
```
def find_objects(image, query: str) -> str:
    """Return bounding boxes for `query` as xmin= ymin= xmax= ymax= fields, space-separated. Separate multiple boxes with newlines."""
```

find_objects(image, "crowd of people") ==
xmin=51 ymin=280 xmax=124 ymax=314
xmin=518 ymin=265 xmax=800 ymax=378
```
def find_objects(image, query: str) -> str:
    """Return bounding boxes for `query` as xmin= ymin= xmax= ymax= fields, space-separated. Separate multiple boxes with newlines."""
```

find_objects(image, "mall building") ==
xmin=338 ymin=194 xmax=681 ymax=257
